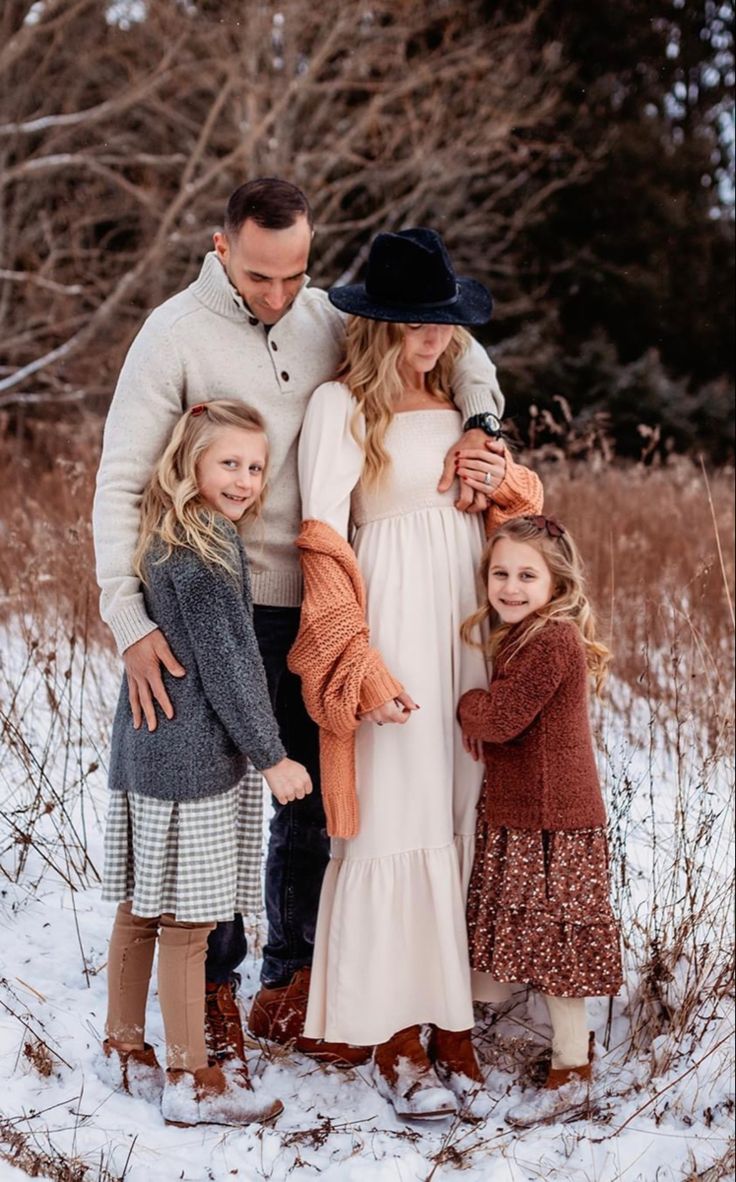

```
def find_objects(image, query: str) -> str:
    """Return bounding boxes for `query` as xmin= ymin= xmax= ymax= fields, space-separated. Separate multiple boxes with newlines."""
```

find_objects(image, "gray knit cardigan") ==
xmin=108 ymin=520 xmax=286 ymax=802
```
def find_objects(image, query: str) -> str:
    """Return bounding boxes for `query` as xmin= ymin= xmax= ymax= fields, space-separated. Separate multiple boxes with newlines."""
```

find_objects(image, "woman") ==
xmin=288 ymin=228 xmax=543 ymax=1119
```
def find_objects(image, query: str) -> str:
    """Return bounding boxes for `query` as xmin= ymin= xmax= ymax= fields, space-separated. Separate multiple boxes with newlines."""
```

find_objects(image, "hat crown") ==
xmin=365 ymin=228 xmax=458 ymax=308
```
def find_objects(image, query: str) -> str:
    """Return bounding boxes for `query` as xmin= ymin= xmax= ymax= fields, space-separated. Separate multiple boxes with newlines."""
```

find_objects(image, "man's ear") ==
xmin=213 ymin=230 xmax=228 ymax=260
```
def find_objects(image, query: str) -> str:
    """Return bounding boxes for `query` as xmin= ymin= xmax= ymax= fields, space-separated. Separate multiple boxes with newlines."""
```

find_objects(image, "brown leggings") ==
xmin=106 ymin=901 xmax=214 ymax=1072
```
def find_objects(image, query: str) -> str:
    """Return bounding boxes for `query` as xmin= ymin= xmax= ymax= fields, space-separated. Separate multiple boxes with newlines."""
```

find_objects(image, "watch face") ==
xmin=482 ymin=412 xmax=503 ymax=435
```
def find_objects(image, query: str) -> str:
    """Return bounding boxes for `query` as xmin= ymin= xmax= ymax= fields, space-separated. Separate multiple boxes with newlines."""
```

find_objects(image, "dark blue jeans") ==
xmin=205 ymin=605 xmax=329 ymax=988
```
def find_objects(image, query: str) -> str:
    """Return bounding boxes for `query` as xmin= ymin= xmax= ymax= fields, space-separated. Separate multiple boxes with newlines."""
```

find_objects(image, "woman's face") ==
xmin=399 ymin=323 xmax=455 ymax=377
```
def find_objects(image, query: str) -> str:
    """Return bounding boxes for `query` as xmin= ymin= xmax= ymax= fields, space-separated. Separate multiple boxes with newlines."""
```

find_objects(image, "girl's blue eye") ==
xmin=250 ymin=464 xmax=263 ymax=474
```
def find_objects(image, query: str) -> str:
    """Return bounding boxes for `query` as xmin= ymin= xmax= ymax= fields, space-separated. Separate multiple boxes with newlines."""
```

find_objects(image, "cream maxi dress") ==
xmin=300 ymin=381 xmax=493 ymax=1047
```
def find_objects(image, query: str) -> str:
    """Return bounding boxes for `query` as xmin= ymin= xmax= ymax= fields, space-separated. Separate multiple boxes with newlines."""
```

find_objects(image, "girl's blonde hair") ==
xmin=461 ymin=515 xmax=612 ymax=694
xmin=338 ymin=316 xmax=471 ymax=488
xmin=133 ymin=400 xmax=269 ymax=582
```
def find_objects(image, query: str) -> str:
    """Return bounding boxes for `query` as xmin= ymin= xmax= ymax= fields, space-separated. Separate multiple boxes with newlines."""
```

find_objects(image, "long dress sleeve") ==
xmin=298 ymin=381 xmax=365 ymax=540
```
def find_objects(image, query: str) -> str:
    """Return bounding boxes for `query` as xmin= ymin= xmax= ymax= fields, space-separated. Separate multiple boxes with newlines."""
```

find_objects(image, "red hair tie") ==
xmin=190 ymin=403 xmax=207 ymax=417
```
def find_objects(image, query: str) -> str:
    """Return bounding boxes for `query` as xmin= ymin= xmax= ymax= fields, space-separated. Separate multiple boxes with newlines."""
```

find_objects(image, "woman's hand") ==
xmin=455 ymin=438 xmax=506 ymax=497
xmin=360 ymin=691 xmax=419 ymax=726
xmin=462 ymin=730 xmax=484 ymax=761
xmin=263 ymin=757 xmax=313 ymax=804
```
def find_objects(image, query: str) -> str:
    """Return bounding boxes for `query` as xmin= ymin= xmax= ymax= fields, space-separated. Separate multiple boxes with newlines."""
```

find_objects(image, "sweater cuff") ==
xmin=489 ymin=450 xmax=543 ymax=512
xmin=106 ymin=598 xmax=160 ymax=655
xmin=358 ymin=660 xmax=404 ymax=714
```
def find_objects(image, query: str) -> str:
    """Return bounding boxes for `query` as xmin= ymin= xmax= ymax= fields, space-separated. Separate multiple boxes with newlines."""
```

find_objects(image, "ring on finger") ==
xmin=484 ymin=470 xmax=492 ymax=486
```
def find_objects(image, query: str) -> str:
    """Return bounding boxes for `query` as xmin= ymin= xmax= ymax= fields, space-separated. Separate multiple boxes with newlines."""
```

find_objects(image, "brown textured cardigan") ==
xmin=457 ymin=620 xmax=606 ymax=831
xmin=288 ymin=451 xmax=543 ymax=839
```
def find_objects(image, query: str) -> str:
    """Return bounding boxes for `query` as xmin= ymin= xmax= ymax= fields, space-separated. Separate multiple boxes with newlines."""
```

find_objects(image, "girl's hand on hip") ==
xmin=462 ymin=730 xmax=484 ymax=761
xmin=263 ymin=758 xmax=313 ymax=805
xmin=360 ymin=691 xmax=419 ymax=726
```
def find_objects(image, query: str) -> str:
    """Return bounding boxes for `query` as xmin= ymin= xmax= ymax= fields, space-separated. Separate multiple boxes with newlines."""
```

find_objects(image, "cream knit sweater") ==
xmin=93 ymin=251 xmax=503 ymax=653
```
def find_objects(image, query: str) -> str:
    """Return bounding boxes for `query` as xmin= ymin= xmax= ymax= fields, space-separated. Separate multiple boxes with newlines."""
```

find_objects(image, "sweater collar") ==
xmin=189 ymin=250 xmax=312 ymax=324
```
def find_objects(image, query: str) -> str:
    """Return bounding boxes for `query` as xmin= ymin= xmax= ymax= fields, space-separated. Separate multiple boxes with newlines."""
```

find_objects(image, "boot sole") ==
xmin=163 ymin=1099 xmax=283 ymax=1128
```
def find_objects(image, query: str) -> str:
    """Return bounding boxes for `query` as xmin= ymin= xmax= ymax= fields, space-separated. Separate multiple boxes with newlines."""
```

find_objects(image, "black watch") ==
xmin=463 ymin=411 xmax=503 ymax=438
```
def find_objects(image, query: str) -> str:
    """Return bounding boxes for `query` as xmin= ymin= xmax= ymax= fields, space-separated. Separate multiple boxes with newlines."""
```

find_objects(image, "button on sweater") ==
xmin=108 ymin=521 xmax=286 ymax=803
xmin=457 ymin=620 xmax=606 ymax=831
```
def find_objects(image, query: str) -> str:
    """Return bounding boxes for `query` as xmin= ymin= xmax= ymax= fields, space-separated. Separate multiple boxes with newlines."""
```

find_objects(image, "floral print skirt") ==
xmin=466 ymin=812 xmax=624 ymax=997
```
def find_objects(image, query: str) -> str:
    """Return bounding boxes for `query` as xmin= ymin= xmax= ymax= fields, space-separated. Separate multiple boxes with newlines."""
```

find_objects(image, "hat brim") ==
xmin=328 ymin=276 xmax=492 ymax=326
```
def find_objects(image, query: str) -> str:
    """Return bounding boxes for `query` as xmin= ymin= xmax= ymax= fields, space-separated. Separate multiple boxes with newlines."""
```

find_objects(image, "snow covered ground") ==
xmin=0 ymin=623 xmax=733 ymax=1182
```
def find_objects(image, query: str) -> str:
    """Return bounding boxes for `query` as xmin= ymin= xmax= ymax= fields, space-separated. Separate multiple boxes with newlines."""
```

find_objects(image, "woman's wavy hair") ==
xmin=338 ymin=316 xmax=471 ymax=488
xmin=133 ymin=400 xmax=269 ymax=583
xmin=461 ymin=515 xmax=612 ymax=694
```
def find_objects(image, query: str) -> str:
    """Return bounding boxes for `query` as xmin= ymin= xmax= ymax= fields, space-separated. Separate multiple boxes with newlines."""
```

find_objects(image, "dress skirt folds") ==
xmin=466 ymin=800 xmax=624 ymax=997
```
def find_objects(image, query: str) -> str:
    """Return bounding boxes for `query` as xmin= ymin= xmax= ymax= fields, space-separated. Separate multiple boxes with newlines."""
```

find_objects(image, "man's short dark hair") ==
xmin=224 ymin=178 xmax=313 ymax=235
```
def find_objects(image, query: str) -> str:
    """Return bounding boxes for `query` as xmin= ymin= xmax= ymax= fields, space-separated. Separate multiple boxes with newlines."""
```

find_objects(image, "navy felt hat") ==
xmin=328 ymin=227 xmax=493 ymax=326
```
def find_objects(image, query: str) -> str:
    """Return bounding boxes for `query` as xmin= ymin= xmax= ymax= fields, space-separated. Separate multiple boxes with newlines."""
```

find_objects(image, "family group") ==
xmin=92 ymin=178 xmax=622 ymax=1129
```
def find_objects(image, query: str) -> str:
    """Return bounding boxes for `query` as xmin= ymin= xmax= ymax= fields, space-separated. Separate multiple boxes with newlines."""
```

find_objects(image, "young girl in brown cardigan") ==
xmin=458 ymin=514 xmax=623 ymax=1126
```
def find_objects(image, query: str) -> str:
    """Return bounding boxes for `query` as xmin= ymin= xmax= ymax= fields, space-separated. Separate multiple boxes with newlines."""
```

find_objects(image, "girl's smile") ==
xmin=487 ymin=536 xmax=554 ymax=624
xmin=196 ymin=424 xmax=267 ymax=521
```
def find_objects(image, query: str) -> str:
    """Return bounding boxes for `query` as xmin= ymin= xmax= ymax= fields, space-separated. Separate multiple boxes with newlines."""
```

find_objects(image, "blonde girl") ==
xmin=458 ymin=514 xmax=622 ymax=1125
xmin=101 ymin=400 xmax=310 ymax=1127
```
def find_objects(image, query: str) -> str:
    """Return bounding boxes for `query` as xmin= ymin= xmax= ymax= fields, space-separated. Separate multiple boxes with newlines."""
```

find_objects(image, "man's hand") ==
xmin=438 ymin=429 xmax=504 ymax=513
xmin=360 ymin=690 xmax=419 ymax=726
xmin=263 ymin=758 xmax=312 ymax=805
xmin=123 ymin=629 xmax=186 ymax=732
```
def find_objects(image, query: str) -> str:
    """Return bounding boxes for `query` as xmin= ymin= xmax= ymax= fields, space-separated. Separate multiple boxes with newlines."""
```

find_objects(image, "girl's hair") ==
xmin=461 ymin=515 xmax=612 ymax=694
xmin=338 ymin=317 xmax=471 ymax=488
xmin=133 ymin=400 xmax=269 ymax=582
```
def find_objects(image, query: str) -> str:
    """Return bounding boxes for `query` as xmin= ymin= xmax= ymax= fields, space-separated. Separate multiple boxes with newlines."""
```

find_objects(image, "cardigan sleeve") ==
xmin=298 ymin=381 xmax=365 ymax=540
xmin=450 ymin=336 xmax=504 ymax=421
xmin=168 ymin=544 xmax=286 ymax=771
xmin=486 ymin=448 xmax=544 ymax=532
xmin=458 ymin=623 xmax=579 ymax=743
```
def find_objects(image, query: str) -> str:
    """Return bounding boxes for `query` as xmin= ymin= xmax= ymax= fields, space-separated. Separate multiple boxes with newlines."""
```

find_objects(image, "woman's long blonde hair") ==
xmin=338 ymin=316 xmax=471 ymax=488
xmin=133 ymin=400 xmax=269 ymax=582
xmin=461 ymin=516 xmax=612 ymax=694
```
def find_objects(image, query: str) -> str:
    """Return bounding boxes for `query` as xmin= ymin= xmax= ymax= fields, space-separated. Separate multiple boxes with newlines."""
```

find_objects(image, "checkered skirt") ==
xmin=102 ymin=763 xmax=265 ymax=922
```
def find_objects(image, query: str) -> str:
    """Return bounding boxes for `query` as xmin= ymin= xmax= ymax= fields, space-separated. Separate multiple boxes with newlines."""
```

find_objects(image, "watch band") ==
xmin=463 ymin=412 xmax=503 ymax=437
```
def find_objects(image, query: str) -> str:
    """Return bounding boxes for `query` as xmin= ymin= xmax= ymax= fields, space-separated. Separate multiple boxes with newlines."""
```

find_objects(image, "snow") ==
xmin=0 ymin=624 xmax=733 ymax=1182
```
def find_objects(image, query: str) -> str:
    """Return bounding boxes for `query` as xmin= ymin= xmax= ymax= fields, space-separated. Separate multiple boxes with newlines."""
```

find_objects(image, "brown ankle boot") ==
xmin=205 ymin=981 xmax=247 ymax=1065
xmin=162 ymin=1063 xmax=283 ymax=1127
xmin=427 ymin=1026 xmax=491 ymax=1119
xmin=248 ymin=967 xmax=311 ymax=1044
xmin=373 ymin=1025 xmax=457 ymax=1120
xmin=248 ymin=966 xmax=371 ymax=1066
xmin=101 ymin=1039 xmax=164 ymax=1100
xmin=544 ymin=1061 xmax=592 ymax=1089
xmin=428 ymin=1027 xmax=483 ymax=1083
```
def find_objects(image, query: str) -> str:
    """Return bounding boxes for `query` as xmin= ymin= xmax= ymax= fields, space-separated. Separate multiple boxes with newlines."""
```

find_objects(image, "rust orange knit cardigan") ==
xmin=288 ymin=450 xmax=543 ymax=839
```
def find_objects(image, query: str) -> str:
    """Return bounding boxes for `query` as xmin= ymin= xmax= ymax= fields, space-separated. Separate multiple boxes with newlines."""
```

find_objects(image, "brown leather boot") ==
xmin=248 ymin=967 xmax=311 ymax=1044
xmin=427 ymin=1026 xmax=490 ymax=1119
xmin=162 ymin=1063 xmax=283 ymax=1127
xmin=373 ymin=1025 xmax=457 ymax=1120
xmin=101 ymin=1039 xmax=164 ymax=1100
xmin=248 ymin=966 xmax=371 ymax=1067
xmin=205 ymin=981 xmax=247 ymax=1064
xmin=527 ymin=1031 xmax=596 ymax=1087
xmin=544 ymin=1061 xmax=592 ymax=1089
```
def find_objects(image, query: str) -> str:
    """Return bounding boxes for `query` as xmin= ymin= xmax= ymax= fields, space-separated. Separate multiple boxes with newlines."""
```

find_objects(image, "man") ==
xmin=93 ymin=178 xmax=505 ymax=1067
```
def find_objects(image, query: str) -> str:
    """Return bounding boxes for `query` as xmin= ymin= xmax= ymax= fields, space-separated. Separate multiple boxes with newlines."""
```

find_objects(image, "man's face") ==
xmin=213 ymin=215 xmax=312 ymax=325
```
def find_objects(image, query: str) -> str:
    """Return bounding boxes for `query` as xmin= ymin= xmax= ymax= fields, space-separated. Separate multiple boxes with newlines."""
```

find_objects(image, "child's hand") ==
xmin=263 ymin=758 xmax=313 ymax=805
xmin=462 ymin=730 xmax=484 ymax=762
xmin=360 ymin=691 xmax=419 ymax=726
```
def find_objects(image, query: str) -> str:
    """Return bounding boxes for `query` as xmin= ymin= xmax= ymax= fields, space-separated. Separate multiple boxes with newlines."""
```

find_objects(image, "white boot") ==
xmin=161 ymin=1064 xmax=283 ymax=1127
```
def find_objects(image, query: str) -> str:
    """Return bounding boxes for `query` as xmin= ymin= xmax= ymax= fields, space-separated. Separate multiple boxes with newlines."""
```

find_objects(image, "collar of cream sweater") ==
xmin=189 ymin=250 xmax=315 ymax=324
